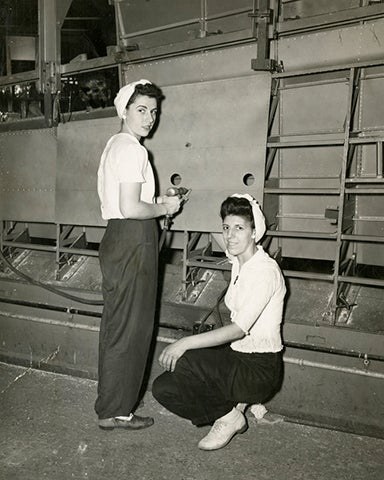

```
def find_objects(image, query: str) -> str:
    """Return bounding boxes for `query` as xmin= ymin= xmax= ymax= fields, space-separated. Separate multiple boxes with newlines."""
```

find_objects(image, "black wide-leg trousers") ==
xmin=152 ymin=346 xmax=283 ymax=426
xmin=95 ymin=218 xmax=158 ymax=420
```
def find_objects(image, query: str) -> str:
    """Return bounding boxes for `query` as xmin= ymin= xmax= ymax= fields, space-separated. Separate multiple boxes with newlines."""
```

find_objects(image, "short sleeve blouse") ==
xmin=97 ymin=133 xmax=155 ymax=220
xmin=225 ymin=246 xmax=286 ymax=353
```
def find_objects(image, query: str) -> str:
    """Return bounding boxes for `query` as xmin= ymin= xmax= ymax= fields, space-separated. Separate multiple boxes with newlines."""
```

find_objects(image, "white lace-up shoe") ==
xmin=198 ymin=411 xmax=247 ymax=451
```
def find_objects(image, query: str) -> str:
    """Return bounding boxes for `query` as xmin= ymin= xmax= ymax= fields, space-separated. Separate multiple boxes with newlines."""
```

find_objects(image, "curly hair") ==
xmin=220 ymin=196 xmax=254 ymax=228
xmin=127 ymin=82 xmax=164 ymax=108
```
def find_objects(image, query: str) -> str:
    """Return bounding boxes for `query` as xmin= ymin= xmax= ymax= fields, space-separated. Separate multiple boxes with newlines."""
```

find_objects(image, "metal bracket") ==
xmin=250 ymin=0 xmax=278 ymax=72
xmin=325 ymin=207 xmax=339 ymax=225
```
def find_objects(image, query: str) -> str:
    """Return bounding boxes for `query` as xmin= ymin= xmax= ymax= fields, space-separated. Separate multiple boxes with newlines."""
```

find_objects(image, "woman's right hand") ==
xmin=162 ymin=195 xmax=182 ymax=215
xmin=159 ymin=338 xmax=188 ymax=372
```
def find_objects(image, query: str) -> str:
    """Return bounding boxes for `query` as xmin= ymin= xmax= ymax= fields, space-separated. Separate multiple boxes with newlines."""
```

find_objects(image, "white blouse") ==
xmin=97 ymin=132 xmax=155 ymax=220
xmin=225 ymin=246 xmax=286 ymax=353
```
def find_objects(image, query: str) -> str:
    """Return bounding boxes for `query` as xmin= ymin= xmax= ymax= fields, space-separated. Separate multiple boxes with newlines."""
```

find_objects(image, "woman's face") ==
xmin=123 ymin=94 xmax=158 ymax=139
xmin=222 ymin=214 xmax=256 ymax=261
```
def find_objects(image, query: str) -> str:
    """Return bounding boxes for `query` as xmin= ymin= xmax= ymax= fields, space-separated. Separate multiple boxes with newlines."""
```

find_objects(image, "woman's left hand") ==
xmin=159 ymin=339 xmax=188 ymax=372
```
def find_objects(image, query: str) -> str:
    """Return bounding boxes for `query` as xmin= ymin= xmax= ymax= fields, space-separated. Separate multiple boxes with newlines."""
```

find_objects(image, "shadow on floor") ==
xmin=1 ymin=362 xmax=383 ymax=480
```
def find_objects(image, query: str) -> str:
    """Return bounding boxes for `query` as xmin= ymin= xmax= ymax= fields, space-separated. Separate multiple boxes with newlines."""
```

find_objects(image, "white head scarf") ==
xmin=114 ymin=79 xmax=152 ymax=119
xmin=231 ymin=193 xmax=266 ymax=243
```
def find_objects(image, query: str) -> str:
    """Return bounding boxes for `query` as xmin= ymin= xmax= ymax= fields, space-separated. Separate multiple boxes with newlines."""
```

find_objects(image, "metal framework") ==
xmin=0 ymin=222 xmax=100 ymax=281
xmin=180 ymin=58 xmax=384 ymax=325
xmin=267 ymin=60 xmax=384 ymax=321
xmin=1 ymin=1 xmax=384 ymax=320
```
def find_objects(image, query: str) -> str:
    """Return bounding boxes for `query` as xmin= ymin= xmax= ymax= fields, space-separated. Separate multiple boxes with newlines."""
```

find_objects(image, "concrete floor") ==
xmin=1 ymin=362 xmax=383 ymax=480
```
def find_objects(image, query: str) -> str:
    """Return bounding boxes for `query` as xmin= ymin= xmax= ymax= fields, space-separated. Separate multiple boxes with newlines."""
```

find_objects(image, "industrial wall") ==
xmin=0 ymin=0 xmax=383 ymax=438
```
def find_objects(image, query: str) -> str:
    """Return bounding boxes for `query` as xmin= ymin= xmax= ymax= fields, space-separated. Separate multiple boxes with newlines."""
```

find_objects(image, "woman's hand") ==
xmin=162 ymin=195 xmax=181 ymax=216
xmin=159 ymin=338 xmax=188 ymax=372
xmin=158 ymin=324 xmax=245 ymax=372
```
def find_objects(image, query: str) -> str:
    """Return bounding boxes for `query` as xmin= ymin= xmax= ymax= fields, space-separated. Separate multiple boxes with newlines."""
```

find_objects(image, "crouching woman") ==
xmin=152 ymin=194 xmax=286 ymax=451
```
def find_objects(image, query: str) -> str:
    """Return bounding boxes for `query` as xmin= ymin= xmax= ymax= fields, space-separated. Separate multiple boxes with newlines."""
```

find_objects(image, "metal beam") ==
xmin=38 ymin=0 xmax=62 ymax=127
xmin=0 ymin=70 xmax=39 ymax=88
xmin=278 ymin=3 xmax=384 ymax=36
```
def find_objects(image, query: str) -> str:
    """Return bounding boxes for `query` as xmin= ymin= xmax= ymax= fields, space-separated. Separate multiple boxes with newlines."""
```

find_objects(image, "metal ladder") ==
xmin=264 ymin=60 xmax=384 ymax=324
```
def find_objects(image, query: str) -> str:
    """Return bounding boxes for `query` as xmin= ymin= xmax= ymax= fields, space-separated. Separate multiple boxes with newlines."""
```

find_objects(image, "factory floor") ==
xmin=1 ymin=362 xmax=383 ymax=480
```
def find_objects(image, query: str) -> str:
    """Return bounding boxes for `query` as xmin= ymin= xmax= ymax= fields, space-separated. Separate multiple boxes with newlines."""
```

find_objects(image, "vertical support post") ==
xmin=251 ymin=0 xmax=277 ymax=71
xmin=182 ymin=231 xmax=189 ymax=300
xmin=327 ymin=68 xmax=360 ymax=323
xmin=268 ymin=77 xmax=280 ymax=135
xmin=55 ymin=223 xmax=61 ymax=279
xmin=38 ymin=0 xmax=63 ymax=127
xmin=0 ymin=221 xmax=3 ymax=254
xmin=113 ymin=0 xmax=138 ymax=86
xmin=377 ymin=141 xmax=383 ymax=178
xmin=265 ymin=147 xmax=277 ymax=180
xmin=114 ymin=0 xmax=129 ymax=48
xmin=199 ymin=0 xmax=208 ymax=38
xmin=5 ymin=37 xmax=12 ymax=76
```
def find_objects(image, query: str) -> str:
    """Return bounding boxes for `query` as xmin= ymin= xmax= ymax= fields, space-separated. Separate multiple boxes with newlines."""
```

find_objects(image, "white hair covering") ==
xmin=113 ymin=79 xmax=152 ymax=119
xmin=231 ymin=193 xmax=266 ymax=243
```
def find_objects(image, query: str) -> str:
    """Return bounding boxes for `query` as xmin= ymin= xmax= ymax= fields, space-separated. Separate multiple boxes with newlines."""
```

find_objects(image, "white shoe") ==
xmin=198 ymin=412 xmax=247 ymax=451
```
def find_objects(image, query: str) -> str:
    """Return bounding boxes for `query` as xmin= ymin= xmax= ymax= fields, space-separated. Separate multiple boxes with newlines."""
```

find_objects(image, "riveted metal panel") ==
xmin=117 ymin=0 xmax=253 ymax=50
xmin=121 ymin=45 xmax=270 ymax=231
xmin=145 ymin=74 xmax=271 ymax=232
xmin=0 ymin=129 xmax=56 ymax=222
xmin=353 ymin=73 xmax=384 ymax=266
xmin=360 ymin=75 xmax=384 ymax=130
xmin=119 ymin=0 xmax=252 ymax=34
xmin=56 ymin=116 xmax=119 ymax=226
xmin=278 ymin=20 xmax=384 ymax=71
xmin=280 ymin=81 xmax=349 ymax=135
xmin=57 ymin=72 xmax=270 ymax=232
xmin=118 ymin=0 xmax=200 ymax=35
xmin=282 ymin=0 xmax=360 ymax=20
xmin=122 ymin=44 xmax=259 ymax=87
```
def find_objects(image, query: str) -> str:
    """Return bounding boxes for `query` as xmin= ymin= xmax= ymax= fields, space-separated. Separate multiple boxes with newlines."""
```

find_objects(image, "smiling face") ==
xmin=222 ymin=214 xmax=256 ymax=264
xmin=122 ymin=94 xmax=158 ymax=139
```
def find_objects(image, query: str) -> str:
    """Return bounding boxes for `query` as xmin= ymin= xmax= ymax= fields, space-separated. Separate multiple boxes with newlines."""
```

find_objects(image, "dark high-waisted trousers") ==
xmin=95 ymin=218 xmax=158 ymax=420
xmin=152 ymin=346 xmax=283 ymax=426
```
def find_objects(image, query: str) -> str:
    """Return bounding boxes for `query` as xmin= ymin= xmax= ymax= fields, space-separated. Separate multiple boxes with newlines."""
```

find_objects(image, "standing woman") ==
xmin=96 ymin=79 xmax=181 ymax=430
xmin=152 ymin=194 xmax=286 ymax=449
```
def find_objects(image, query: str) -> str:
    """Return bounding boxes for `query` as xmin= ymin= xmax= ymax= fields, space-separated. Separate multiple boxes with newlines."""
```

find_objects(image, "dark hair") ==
xmin=220 ymin=196 xmax=254 ymax=228
xmin=127 ymin=82 xmax=164 ymax=108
